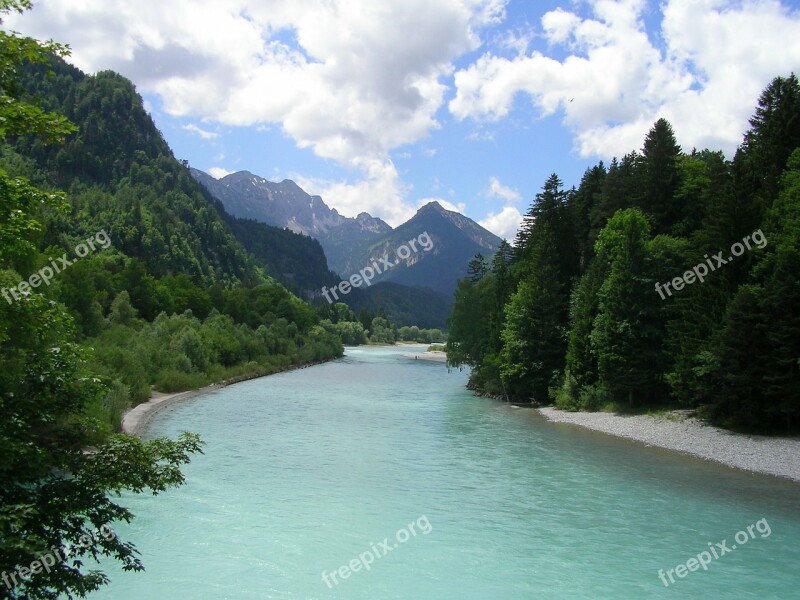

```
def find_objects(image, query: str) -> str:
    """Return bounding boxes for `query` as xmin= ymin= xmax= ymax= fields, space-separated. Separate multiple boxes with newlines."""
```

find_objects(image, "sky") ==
xmin=7 ymin=0 xmax=800 ymax=240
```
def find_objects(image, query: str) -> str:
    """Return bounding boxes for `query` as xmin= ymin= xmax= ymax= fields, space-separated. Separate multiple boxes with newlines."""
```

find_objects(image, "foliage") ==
xmin=368 ymin=316 xmax=397 ymax=344
xmin=447 ymin=74 xmax=800 ymax=431
xmin=0 ymin=4 xmax=344 ymax=597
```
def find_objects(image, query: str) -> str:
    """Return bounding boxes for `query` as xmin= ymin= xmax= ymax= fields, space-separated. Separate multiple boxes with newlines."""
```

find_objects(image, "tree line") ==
xmin=447 ymin=74 xmax=800 ymax=433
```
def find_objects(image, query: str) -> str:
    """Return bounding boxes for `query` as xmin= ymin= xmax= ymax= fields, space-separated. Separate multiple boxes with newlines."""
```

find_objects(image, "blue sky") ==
xmin=8 ymin=0 xmax=800 ymax=239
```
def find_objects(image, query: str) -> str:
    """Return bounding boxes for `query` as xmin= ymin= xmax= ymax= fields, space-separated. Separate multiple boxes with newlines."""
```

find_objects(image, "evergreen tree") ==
xmin=570 ymin=162 xmax=606 ymax=271
xmin=590 ymin=152 xmax=643 ymax=239
xmin=446 ymin=277 xmax=493 ymax=369
xmin=558 ymin=254 xmax=608 ymax=409
xmin=590 ymin=209 xmax=663 ymax=406
xmin=709 ymin=149 xmax=800 ymax=431
xmin=500 ymin=225 xmax=567 ymax=402
xmin=488 ymin=240 xmax=513 ymax=354
xmin=640 ymin=118 xmax=683 ymax=233
xmin=467 ymin=253 xmax=488 ymax=282
xmin=740 ymin=73 xmax=800 ymax=210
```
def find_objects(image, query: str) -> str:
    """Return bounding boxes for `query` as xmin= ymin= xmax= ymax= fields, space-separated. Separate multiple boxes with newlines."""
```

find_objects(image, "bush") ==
xmin=155 ymin=369 xmax=208 ymax=393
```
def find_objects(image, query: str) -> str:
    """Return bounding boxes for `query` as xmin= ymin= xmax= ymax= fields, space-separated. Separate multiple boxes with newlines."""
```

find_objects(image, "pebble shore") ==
xmin=538 ymin=407 xmax=800 ymax=483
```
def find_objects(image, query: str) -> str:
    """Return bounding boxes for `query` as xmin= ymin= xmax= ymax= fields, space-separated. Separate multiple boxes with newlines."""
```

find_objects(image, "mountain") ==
xmin=10 ymin=58 xmax=340 ymax=302
xmin=348 ymin=201 xmax=502 ymax=297
xmin=316 ymin=211 xmax=393 ymax=276
xmin=4 ymin=54 xmax=343 ymax=401
xmin=192 ymin=170 xmax=503 ymax=299
xmin=190 ymin=169 xmax=391 ymax=273
xmin=214 ymin=214 xmax=339 ymax=298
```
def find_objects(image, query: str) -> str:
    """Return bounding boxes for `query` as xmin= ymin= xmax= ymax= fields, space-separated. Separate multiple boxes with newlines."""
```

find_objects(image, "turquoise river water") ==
xmin=94 ymin=346 xmax=800 ymax=599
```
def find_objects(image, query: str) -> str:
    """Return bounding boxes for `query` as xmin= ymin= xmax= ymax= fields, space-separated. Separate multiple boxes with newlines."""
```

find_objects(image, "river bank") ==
xmin=121 ymin=359 xmax=336 ymax=436
xmin=537 ymin=406 xmax=800 ymax=483
xmin=401 ymin=350 xmax=447 ymax=363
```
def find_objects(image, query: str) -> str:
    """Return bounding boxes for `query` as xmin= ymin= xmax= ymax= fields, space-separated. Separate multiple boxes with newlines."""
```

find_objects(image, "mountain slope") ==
xmin=348 ymin=201 xmax=502 ymax=297
xmin=345 ymin=282 xmax=452 ymax=329
xmin=13 ymin=62 xmax=257 ymax=285
xmin=218 ymin=214 xmax=339 ymax=297
xmin=191 ymin=168 xmax=391 ymax=273
xmin=3 ymin=54 xmax=342 ymax=407
xmin=11 ymin=60 xmax=335 ymax=293
xmin=193 ymin=170 xmax=503 ymax=299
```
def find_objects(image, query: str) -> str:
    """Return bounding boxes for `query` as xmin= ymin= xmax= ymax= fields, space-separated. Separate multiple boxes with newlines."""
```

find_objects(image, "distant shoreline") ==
xmin=401 ymin=350 xmax=447 ymax=363
xmin=121 ymin=359 xmax=335 ymax=437
xmin=537 ymin=407 xmax=800 ymax=483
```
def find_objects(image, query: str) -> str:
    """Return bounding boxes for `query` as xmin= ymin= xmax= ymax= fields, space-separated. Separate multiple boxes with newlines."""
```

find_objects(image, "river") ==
xmin=94 ymin=345 xmax=800 ymax=599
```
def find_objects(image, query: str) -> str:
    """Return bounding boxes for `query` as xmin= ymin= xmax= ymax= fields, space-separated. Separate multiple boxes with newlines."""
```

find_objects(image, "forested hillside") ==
xmin=2 ymin=52 xmax=344 ymax=430
xmin=447 ymin=74 xmax=800 ymax=433
xmin=343 ymin=282 xmax=452 ymax=329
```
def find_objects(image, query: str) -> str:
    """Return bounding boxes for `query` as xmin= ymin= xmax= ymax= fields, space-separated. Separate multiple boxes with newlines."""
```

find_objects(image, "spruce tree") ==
xmin=640 ymin=118 xmax=683 ymax=233
xmin=500 ymin=224 xmax=567 ymax=402
xmin=710 ymin=149 xmax=800 ymax=431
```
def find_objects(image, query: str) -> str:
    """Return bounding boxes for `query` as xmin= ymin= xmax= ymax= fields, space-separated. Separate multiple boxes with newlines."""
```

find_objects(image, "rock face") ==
xmin=192 ymin=168 xmax=503 ymax=298
xmin=191 ymin=168 xmax=391 ymax=237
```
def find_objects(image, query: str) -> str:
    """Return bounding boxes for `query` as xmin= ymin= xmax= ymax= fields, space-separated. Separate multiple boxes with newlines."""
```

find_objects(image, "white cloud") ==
xmin=208 ymin=167 xmax=233 ymax=179
xmin=422 ymin=148 xmax=438 ymax=158
xmin=450 ymin=0 xmax=800 ymax=158
xmin=486 ymin=176 xmax=522 ymax=203
xmin=481 ymin=176 xmax=521 ymax=239
xmin=479 ymin=206 xmax=522 ymax=240
xmin=293 ymin=159 xmax=415 ymax=227
xmin=466 ymin=128 xmax=496 ymax=142
xmin=182 ymin=123 xmax=219 ymax=140
xmin=8 ymin=0 xmax=506 ymax=222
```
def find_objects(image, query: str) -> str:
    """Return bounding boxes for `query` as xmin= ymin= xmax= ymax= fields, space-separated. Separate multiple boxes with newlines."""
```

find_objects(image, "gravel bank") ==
xmin=401 ymin=351 xmax=447 ymax=363
xmin=538 ymin=407 xmax=800 ymax=483
xmin=122 ymin=386 xmax=221 ymax=437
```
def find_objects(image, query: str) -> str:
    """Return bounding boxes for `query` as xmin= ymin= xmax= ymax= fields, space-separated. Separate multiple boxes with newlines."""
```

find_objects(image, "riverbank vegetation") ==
xmin=1 ymin=3 xmax=342 ymax=596
xmin=1 ymin=43 xmax=345 ymax=433
xmin=317 ymin=301 xmax=445 ymax=345
xmin=447 ymin=74 xmax=800 ymax=433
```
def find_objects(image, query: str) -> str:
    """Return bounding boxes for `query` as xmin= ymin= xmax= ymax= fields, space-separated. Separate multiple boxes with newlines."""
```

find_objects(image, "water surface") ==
xmin=94 ymin=346 xmax=800 ymax=599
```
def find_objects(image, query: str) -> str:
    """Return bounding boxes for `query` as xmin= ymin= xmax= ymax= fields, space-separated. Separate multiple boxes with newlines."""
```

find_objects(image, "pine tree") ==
xmin=640 ymin=118 xmax=683 ymax=233
xmin=559 ymin=257 xmax=607 ymax=409
xmin=500 ymin=224 xmax=567 ymax=402
xmin=446 ymin=277 xmax=493 ymax=369
xmin=570 ymin=162 xmax=606 ymax=271
xmin=709 ymin=149 xmax=800 ymax=431
xmin=488 ymin=240 xmax=513 ymax=354
xmin=467 ymin=253 xmax=488 ymax=282
xmin=590 ymin=152 xmax=643 ymax=238
xmin=741 ymin=73 xmax=800 ymax=209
